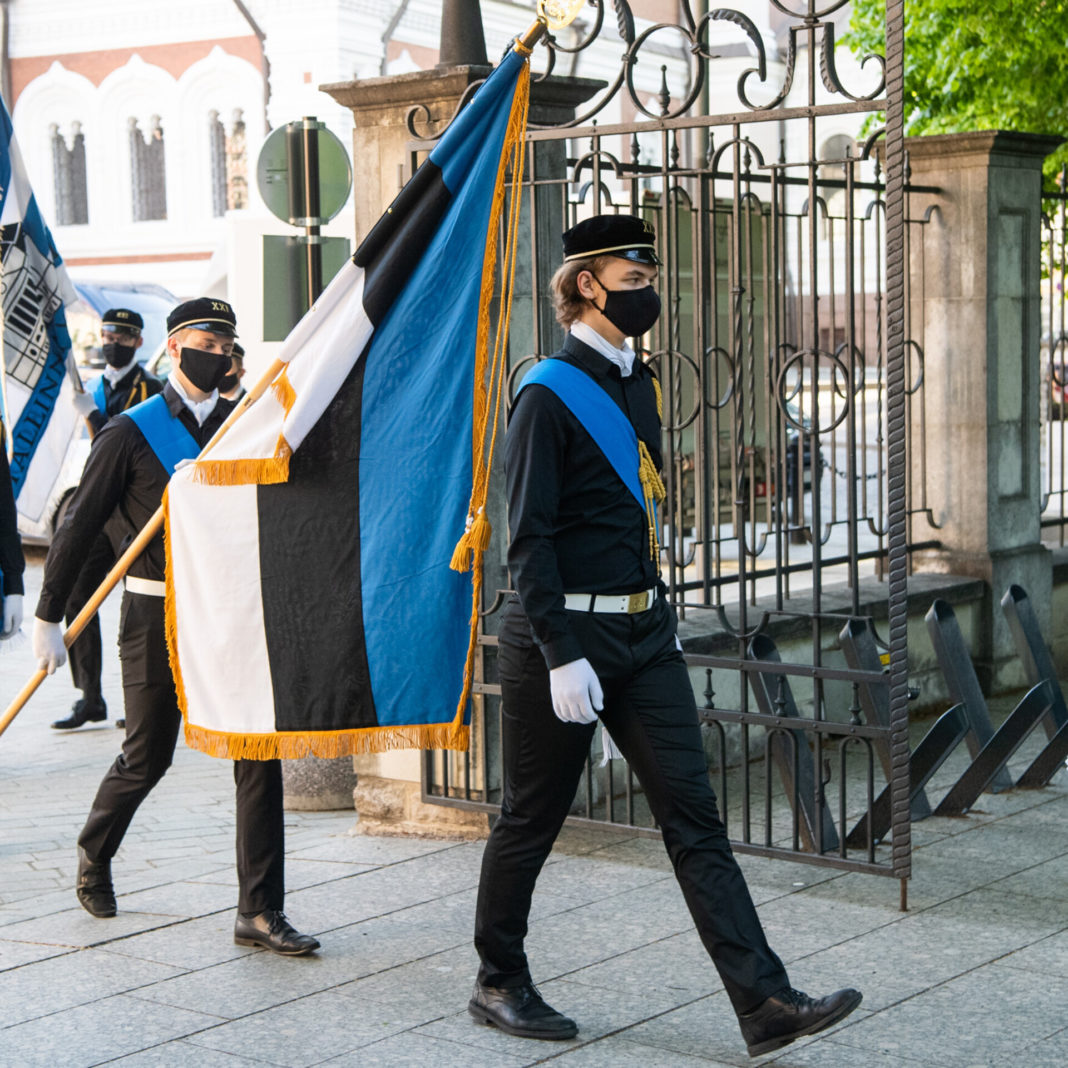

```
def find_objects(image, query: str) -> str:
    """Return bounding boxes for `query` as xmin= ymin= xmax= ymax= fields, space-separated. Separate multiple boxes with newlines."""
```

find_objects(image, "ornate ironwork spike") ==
xmin=630 ymin=132 xmax=640 ymax=164
xmin=779 ymin=137 xmax=786 ymax=165
xmin=658 ymin=64 xmax=671 ymax=117
xmin=670 ymin=130 xmax=680 ymax=170
xmin=703 ymin=668 xmax=715 ymax=709
xmin=848 ymin=684 xmax=862 ymax=726
xmin=774 ymin=676 xmax=787 ymax=715
xmin=874 ymin=156 xmax=882 ymax=183
xmin=743 ymin=143 xmax=752 ymax=173
xmin=904 ymin=148 xmax=911 ymax=182
xmin=705 ymin=130 xmax=716 ymax=169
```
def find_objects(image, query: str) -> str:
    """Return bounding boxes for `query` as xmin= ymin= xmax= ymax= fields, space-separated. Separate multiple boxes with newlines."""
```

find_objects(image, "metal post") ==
xmin=437 ymin=0 xmax=488 ymax=67
xmin=301 ymin=117 xmax=323 ymax=306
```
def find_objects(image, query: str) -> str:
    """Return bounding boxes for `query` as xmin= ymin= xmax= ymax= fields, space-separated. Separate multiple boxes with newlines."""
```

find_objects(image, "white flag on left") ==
xmin=0 ymin=92 xmax=81 ymax=533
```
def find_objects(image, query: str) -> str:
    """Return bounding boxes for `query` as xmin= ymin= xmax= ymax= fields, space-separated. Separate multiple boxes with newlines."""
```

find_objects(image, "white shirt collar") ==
xmin=102 ymin=355 xmax=139 ymax=386
xmin=569 ymin=321 xmax=636 ymax=377
xmin=168 ymin=373 xmax=218 ymax=427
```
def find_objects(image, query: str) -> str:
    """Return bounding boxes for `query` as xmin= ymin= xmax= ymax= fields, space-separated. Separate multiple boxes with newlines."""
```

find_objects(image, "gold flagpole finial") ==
xmin=515 ymin=0 xmax=584 ymax=54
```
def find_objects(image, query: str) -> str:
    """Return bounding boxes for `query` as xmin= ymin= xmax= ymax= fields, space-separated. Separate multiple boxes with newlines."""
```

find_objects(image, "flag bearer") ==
xmin=56 ymin=308 xmax=162 ymax=730
xmin=32 ymin=299 xmax=319 ymax=956
xmin=469 ymin=215 xmax=862 ymax=1058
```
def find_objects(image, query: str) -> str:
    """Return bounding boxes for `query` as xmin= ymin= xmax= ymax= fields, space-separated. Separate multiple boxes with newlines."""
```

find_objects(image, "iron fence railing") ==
xmin=423 ymin=0 xmax=912 ymax=887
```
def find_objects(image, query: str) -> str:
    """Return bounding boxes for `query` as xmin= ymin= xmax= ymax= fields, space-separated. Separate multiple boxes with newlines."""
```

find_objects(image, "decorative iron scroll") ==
xmin=409 ymin=0 xmax=886 ymax=138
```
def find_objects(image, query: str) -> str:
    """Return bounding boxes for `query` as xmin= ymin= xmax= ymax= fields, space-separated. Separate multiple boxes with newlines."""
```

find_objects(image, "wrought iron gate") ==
xmin=423 ymin=1 xmax=911 ymax=886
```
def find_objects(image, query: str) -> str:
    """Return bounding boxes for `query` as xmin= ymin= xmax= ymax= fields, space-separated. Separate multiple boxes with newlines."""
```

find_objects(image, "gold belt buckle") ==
xmin=626 ymin=591 xmax=649 ymax=614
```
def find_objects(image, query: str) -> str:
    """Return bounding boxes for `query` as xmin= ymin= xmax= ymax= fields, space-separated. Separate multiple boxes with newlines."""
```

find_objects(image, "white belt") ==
xmin=125 ymin=576 xmax=166 ymax=597
xmin=563 ymin=588 xmax=658 ymax=614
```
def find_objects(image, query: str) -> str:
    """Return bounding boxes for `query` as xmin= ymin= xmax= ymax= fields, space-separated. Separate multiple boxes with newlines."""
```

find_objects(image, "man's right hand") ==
xmin=71 ymin=390 xmax=98 ymax=419
xmin=32 ymin=618 xmax=67 ymax=674
xmin=549 ymin=657 xmax=603 ymax=724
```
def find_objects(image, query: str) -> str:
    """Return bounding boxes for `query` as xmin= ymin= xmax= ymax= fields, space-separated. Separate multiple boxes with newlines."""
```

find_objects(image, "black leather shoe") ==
xmin=52 ymin=697 xmax=107 ymax=730
xmin=468 ymin=981 xmax=578 ymax=1040
xmin=75 ymin=846 xmax=116 ymax=918
xmin=233 ymin=910 xmax=320 ymax=956
xmin=739 ymin=986 xmax=862 ymax=1057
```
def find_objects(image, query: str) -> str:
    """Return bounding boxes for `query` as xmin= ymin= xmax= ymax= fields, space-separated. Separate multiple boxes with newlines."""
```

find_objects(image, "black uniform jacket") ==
xmin=87 ymin=363 xmax=163 ymax=435
xmin=37 ymin=383 xmax=232 ymax=624
xmin=0 ymin=421 xmax=25 ymax=597
xmin=505 ymin=332 xmax=663 ymax=669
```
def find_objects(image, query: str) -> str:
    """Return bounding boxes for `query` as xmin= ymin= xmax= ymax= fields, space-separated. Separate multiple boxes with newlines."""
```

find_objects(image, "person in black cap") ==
xmin=32 ymin=298 xmax=319 ymax=956
xmin=57 ymin=308 xmax=163 ymax=730
xmin=468 ymin=214 xmax=862 ymax=1057
xmin=219 ymin=340 xmax=247 ymax=403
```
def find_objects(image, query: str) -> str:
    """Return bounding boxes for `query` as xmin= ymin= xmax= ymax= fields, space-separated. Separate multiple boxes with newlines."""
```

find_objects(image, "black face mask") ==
xmin=217 ymin=372 xmax=239 ymax=394
xmin=179 ymin=346 xmax=231 ymax=393
xmin=102 ymin=342 xmax=134 ymax=368
xmin=590 ymin=274 xmax=661 ymax=337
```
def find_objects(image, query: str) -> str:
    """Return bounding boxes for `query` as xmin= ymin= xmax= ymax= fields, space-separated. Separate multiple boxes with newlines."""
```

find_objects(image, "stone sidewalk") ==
xmin=1 ymin=554 xmax=1067 ymax=1066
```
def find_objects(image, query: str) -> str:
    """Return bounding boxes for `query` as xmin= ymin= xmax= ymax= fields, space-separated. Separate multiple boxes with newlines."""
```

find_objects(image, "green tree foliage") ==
xmin=847 ymin=0 xmax=1068 ymax=181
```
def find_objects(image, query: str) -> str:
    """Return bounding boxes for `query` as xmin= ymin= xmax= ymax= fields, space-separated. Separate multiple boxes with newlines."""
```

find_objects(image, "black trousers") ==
xmin=64 ymin=530 xmax=114 ymax=701
xmin=77 ymin=592 xmax=285 ymax=914
xmin=474 ymin=597 xmax=790 ymax=1016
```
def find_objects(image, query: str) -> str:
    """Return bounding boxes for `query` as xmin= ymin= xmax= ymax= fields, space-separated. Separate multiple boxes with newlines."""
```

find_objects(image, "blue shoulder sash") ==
xmin=124 ymin=394 xmax=200 ymax=475
xmin=90 ymin=375 xmax=107 ymax=415
xmin=517 ymin=359 xmax=644 ymax=510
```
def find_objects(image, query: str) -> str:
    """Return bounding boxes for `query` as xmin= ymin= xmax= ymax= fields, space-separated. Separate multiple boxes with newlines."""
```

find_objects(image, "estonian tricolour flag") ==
xmin=0 ymin=94 xmax=81 ymax=526
xmin=166 ymin=44 xmax=532 ymax=759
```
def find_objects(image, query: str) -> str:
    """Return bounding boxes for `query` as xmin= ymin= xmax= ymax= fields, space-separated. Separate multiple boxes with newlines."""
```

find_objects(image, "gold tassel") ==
xmin=448 ymin=55 xmax=531 ymax=738
xmin=449 ymin=509 xmax=493 ymax=572
xmin=638 ymin=440 xmax=666 ymax=565
xmin=652 ymin=375 xmax=663 ymax=421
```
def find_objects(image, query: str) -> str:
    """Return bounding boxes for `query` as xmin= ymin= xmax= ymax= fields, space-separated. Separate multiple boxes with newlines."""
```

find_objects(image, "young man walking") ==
xmin=33 ymin=299 xmax=318 ymax=956
xmin=469 ymin=215 xmax=862 ymax=1057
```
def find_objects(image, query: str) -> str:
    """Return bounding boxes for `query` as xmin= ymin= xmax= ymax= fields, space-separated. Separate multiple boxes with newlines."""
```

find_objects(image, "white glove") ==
xmin=71 ymin=390 xmax=98 ymax=418
xmin=32 ymin=617 xmax=67 ymax=674
xmin=1 ymin=593 xmax=23 ymax=638
xmin=549 ymin=657 xmax=603 ymax=724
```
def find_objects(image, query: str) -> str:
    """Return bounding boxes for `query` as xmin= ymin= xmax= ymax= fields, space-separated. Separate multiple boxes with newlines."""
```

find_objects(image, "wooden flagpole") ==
xmin=0 ymin=356 xmax=286 ymax=738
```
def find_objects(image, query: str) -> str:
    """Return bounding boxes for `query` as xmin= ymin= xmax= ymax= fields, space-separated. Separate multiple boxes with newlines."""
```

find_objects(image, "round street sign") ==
xmin=256 ymin=119 xmax=352 ymax=225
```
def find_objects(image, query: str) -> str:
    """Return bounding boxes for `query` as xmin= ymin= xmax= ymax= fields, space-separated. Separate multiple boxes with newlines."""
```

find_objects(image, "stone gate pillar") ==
xmin=907 ymin=131 xmax=1062 ymax=690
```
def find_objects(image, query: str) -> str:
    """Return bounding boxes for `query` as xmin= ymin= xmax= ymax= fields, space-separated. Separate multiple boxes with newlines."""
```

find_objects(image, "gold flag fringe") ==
xmin=184 ymin=721 xmax=470 ymax=760
xmin=447 ymin=55 xmax=531 ymax=739
xmin=190 ymin=366 xmax=297 ymax=487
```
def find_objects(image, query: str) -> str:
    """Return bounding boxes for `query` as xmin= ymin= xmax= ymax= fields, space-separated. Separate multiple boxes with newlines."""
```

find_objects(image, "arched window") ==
xmin=130 ymin=115 xmax=167 ymax=221
xmin=50 ymin=122 xmax=88 ymax=225
xmin=209 ymin=108 xmax=248 ymax=217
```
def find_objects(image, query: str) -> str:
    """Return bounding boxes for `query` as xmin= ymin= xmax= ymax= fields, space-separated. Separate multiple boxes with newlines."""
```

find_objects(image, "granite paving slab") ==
xmin=555 ymin=1034 xmax=740 ymax=1066
xmin=0 ymin=993 xmax=221 ymax=1068
xmin=107 ymin=1042 xmax=264 ymax=1067
xmin=0 ymin=938 xmax=73 ymax=971
xmin=184 ymin=988 xmax=445 ymax=1066
xmin=0 ymin=906 xmax=189 ymax=948
xmin=564 ymin=929 xmax=723 ymax=998
xmin=318 ymin=1030 xmax=531 ymax=1067
xmin=826 ymin=960 xmax=1066 ymax=1067
xmin=98 ymin=912 xmax=260 ymax=970
xmin=0 ymin=946 xmax=187 ymax=1027
xmin=786 ymin=886 xmax=1067 ymax=1012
